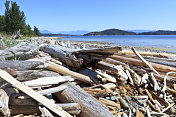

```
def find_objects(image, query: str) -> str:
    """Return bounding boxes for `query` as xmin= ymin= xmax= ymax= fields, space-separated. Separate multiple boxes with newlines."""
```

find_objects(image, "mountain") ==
xmin=138 ymin=30 xmax=176 ymax=35
xmin=58 ymin=30 xmax=90 ymax=35
xmin=84 ymin=29 xmax=136 ymax=36
xmin=40 ymin=30 xmax=52 ymax=34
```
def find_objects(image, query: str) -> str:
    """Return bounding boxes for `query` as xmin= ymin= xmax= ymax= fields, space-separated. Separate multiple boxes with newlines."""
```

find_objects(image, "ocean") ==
xmin=61 ymin=35 xmax=176 ymax=53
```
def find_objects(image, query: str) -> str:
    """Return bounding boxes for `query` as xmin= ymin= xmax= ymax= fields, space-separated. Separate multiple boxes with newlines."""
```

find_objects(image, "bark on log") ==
xmin=0 ymin=61 xmax=44 ymax=71
xmin=110 ymin=55 xmax=176 ymax=72
xmin=55 ymin=82 xmax=114 ymax=117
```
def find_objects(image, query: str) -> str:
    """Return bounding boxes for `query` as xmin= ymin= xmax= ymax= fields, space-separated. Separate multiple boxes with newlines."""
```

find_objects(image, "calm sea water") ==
xmin=61 ymin=35 xmax=176 ymax=53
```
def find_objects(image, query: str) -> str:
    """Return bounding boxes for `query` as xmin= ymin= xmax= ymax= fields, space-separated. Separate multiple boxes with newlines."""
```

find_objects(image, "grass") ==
xmin=2 ymin=35 xmax=31 ymax=48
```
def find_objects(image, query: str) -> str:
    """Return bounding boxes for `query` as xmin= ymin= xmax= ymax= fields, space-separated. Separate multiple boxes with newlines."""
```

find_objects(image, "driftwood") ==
xmin=23 ymin=76 xmax=73 ymax=87
xmin=146 ymin=59 xmax=176 ymax=67
xmin=14 ymin=70 xmax=60 ymax=81
xmin=9 ymin=100 xmax=81 ymax=115
xmin=0 ymin=69 xmax=72 ymax=117
xmin=46 ymin=62 xmax=93 ymax=84
xmin=0 ymin=89 xmax=10 ymax=116
xmin=39 ymin=107 xmax=54 ymax=117
xmin=0 ymin=61 xmax=44 ymax=71
xmin=55 ymin=82 xmax=114 ymax=117
xmin=131 ymin=48 xmax=159 ymax=75
xmin=0 ymin=42 xmax=39 ymax=60
xmin=118 ymin=50 xmax=176 ymax=58
xmin=110 ymin=55 xmax=176 ymax=72
xmin=40 ymin=45 xmax=122 ymax=68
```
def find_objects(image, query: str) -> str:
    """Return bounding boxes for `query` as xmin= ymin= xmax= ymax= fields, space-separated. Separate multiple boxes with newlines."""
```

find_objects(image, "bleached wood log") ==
xmin=99 ymin=59 xmax=141 ymax=86
xmin=40 ymin=45 xmax=83 ymax=68
xmin=0 ymin=41 xmax=39 ymax=60
xmin=15 ymin=70 xmax=60 ymax=81
xmin=131 ymin=48 xmax=159 ymax=75
xmin=37 ymin=85 xmax=67 ymax=95
xmin=96 ymin=61 xmax=128 ymax=82
xmin=0 ymin=61 xmax=44 ymax=71
xmin=125 ymin=70 xmax=134 ymax=85
xmin=109 ymin=55 xmax=176 ymax=72
xmin=40 ymin=45 xmax=122 ymax=68
xmin=146 ymin=59 xmax=176 ymax=67
xmin=95 ymin=70 xmax=116 ymax=83
xmin=55 ymin=82 xmax=114 ymax=117
xmin=0 ymin=89 xmax=10 ymax=116
xmin=46 ymin=62 xmax=93 ymax=84
xmin=118 ymin=50 xmax=176 ymax=58
xmin=124 ymin=67 xmax=141 ymax=86
xmin=0 ymin=69 xmax=72 ymax=117
xmin=24 ymin=76 xmax=73 ymax=87
xmin=149 ymin=73 xmax=160 ymax=91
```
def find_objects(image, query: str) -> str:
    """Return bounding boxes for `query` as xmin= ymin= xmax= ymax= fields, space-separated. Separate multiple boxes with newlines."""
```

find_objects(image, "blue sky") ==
xmin=0 ymin=0 xmax=176 ymax=32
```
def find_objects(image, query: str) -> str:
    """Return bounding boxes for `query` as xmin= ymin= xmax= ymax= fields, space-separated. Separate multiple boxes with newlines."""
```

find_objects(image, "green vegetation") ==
xmin=138 ymin=30 xmax=176 ymax=35
xmin=0 ymin=0 xmax=40 ymax=36
xmin=84 ymin=29 xmax=136 ymax=36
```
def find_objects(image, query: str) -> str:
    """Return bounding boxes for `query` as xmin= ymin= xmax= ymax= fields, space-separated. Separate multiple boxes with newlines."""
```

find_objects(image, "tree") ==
xmin=4 ymin=0 xmax=26 ymax=34
xmin=0 ymin=15 xmax=5 ymax=32
xmin=34 ymin=26 xmax=40 ymax=36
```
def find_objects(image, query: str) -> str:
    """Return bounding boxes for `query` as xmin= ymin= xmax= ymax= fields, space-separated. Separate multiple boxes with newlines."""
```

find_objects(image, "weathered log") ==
xmin=118 ymin=50 xmax=176 ymax=58
xmin=146 ymin=59 xmax=176 ymax=67
xmin=40 ymin=45 xmax=83 ymax=68
xmin=46 ymin=62 xmax=93 ymax=84
xmin=0 ymin=89 xmax=10 ymax=116
xmin=55 ymin=82 xmax=114 ymax=117
xmin=9 ymin=103 xmax=81 ymax=115
xmin=23 ymin=76 xmax=73 ymax=87
xmin=110 ymin=55 xmax=176 ymax=72
xmin=0 ymin=61 xmax=44 ymax=71
xmin=0 ymin=69 xmax=72 ymax=117
xmin=75 ymin=46 xmax=122 ymax=55
xmin=131 ymin=48 xmax=159 ymax=75
xmin=0 ymin=41 xmax=39 ymax=60
xmin=40 ymin=45 xmax=122 ymax=68
xmin=15 ymin=70 xmax=60 ymax=81
xmin=37 ymin=85 xmax=67 ymax=95
xmin=95 ymin=61 xmax=128 ymax=82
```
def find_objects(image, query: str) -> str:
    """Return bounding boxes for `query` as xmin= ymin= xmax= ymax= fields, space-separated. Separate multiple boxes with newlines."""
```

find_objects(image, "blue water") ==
xmin=61 ymin=35 xmax=176 ymax=53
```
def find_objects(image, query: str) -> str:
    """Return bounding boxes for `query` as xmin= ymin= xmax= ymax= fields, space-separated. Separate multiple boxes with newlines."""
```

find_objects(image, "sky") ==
xmin=0 ymin=0 xmax=176 ymax=32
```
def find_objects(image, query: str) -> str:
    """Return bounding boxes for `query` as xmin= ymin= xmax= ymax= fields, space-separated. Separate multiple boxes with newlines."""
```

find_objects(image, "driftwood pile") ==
xmin=0 ymin=38 xmax=175 ymax=117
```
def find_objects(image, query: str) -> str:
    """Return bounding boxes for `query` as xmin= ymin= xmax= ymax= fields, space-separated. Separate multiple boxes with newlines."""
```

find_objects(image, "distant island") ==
xmin=138 ymin=30 xmax=176 ymax=35
xmin=40 ymin=29 xmax=176 ymax=36
xmin=83 ymin=29 xmax=176 ymax=36
xmin=84 ymin=29 xmax=136 ymax=36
